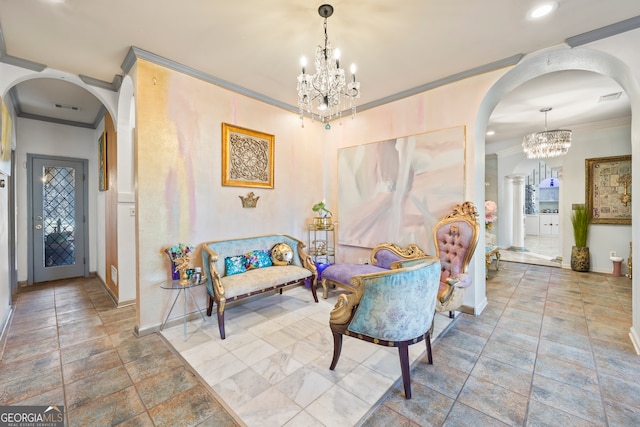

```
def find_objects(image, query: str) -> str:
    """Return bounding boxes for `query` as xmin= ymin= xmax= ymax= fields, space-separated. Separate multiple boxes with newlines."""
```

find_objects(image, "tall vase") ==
xmin=167 ymin=253 xmax=181 ymax=280
xmin=570 ymin=246 xmax=590 ymax=272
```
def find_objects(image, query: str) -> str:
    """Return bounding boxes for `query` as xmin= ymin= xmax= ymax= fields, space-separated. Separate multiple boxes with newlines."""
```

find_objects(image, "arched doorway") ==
xmin=475 ymin=47 xmax=640 ymax=352
xmin=2 ymin=69 xmax=126 ymax=296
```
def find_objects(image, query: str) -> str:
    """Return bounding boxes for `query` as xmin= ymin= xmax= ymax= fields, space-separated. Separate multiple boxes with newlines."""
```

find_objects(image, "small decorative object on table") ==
xmin=165 ymin=243 xmax=195 ymax=285
xmin=312 ymin=199 xmax=333 ymax=229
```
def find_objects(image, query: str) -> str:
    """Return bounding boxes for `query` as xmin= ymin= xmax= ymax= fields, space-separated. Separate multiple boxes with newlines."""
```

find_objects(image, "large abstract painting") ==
xmin=338 ymin=126 xmax=466 ymax=253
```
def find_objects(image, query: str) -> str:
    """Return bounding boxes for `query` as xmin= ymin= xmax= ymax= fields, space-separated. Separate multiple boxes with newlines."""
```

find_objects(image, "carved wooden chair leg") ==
xmin=329 ymin=332 xmax=343 ymax=370
xmin=425 ymin=332 xmax=433 ymax=364
xmin=398 ymin=342 xmax=412 ymax=399
xmin=206 ymin=295 xmax=214 ymax=316
xmin=321 ymin=278 xmax=329 ymax=299
xmin=217 ymin=310 xmax=226 ymax=340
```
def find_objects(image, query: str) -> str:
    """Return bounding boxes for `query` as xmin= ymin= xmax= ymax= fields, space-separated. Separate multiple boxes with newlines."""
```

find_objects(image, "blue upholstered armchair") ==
xmin=328 ymin=256 xmax=441 ymax=399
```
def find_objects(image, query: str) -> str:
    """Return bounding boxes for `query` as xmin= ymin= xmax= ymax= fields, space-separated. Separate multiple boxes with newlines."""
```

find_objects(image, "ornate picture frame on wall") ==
xmin=586 ymin=155 xmax=631 ymax=224
xmin=221 ymin=123 xmax=274 ymax=188
xmin=98 ymin=131 xmax=108 ymax=191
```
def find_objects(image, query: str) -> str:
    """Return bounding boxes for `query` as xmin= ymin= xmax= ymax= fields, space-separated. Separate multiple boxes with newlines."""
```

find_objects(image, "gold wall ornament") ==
xmin=239 ymin=192 xmax=259 ymax=208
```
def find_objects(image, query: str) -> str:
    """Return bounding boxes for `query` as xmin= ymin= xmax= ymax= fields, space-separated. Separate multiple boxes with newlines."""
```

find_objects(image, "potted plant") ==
xmin=312 ymin=199 xmax=333 ymax=229
xmin=570 ymin=204 xmax=591 ymax=272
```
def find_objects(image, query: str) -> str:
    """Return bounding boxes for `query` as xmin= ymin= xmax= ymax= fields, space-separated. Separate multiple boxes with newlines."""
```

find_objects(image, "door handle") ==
xmin=36 ymin=215 xmax=43 ymax=220
xmin=35 ymin=224 xmax=42 ymax=230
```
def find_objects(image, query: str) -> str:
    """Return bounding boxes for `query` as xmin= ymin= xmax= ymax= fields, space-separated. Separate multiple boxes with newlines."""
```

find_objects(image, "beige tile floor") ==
xmin=2 ymin=261 xmax=640 ymax=426
xmin=161 ymin=286 xmax=453 ymax=427
xmin=499 ymin=234 xmax=562 ymax=268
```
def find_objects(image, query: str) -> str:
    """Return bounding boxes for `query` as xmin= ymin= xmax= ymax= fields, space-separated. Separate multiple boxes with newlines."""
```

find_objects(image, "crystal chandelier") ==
xmin=522 ymin=107 xmax=572 ymax=159
xmin=297 ymin=4 xmax=360 ymax=127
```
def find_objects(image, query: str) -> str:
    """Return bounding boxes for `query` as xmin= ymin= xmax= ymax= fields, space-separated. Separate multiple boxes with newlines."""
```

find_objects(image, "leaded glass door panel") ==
xmin=31 ymin=156 xmax=87 ymax=282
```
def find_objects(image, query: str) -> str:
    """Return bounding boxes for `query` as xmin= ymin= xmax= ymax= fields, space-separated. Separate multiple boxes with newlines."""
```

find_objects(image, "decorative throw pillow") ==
xmin=245 ymin=249 xmax=273 ymax=270
xmin=225 ymin=255 xmax=247 ymax=276
xmin=271 ymin=243 xmax=293 ymax=266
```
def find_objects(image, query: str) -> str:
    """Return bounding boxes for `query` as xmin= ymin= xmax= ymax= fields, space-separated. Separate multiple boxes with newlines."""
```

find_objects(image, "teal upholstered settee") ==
xmin=202 ymin=234 xmax=318 ymax=339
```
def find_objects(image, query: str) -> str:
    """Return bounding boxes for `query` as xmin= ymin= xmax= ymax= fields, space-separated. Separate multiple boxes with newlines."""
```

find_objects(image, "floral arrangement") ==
xmin=312 ymin=199 xmax=332 ymax=217
xmin=485 ymin=200 xmax=497 ymax=230
xmin=165 ymin=243 xmax=194 ymax=281
xmin=166 ymin=243 xmax=193 ymax=257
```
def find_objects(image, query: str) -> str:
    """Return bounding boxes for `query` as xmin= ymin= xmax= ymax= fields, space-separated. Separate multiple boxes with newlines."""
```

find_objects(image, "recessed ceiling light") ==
xmin=486 ymin=130 xmax=495 ymax=136
xmin=527 ymin=1 xmax=558 ymax=20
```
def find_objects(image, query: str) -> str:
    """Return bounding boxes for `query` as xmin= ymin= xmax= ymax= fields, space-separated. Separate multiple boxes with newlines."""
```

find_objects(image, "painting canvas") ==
xmin=586 ymin=155 xmax=631 ymax=224
xmin=98 ymin=131 xmax=107 ymax=191
xmin=338 ymin=126 xmax=466 ymax=253
xmin=222 ymin=123 xmax=274 ymax=188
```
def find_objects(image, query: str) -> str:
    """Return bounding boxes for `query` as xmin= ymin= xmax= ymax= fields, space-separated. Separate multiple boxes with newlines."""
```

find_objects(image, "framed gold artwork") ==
xmin=98 ymin=131 xmax=108 ymax=191
xmin=586 ymin=155 xmax=631 ymax=224
xmin=221 ymin=123 xmax=274 ymax=188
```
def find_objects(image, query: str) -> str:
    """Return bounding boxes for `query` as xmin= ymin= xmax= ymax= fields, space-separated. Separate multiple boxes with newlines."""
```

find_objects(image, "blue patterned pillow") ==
xmin=225 ymin=255 xmax=247 ymax=276
xmin=245 ymin=250 xmax=273 ymax=270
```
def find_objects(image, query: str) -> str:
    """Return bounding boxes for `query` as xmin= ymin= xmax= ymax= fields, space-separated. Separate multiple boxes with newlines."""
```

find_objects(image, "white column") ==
xmin=553 ymin=167 xmax=563 ymax=261
xmin=502 ymin=175 xmax=514 ymax=249
xmin=510 ymin=175 xmax=526 ymax=250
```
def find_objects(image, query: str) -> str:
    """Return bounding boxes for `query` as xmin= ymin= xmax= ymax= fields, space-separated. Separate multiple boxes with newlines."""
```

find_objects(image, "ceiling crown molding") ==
xmin=122 ymin=46 xmax=297 ymax=114
xmin=79 ymin=74 xmax=123 ymax=92
xmin=0 ymin=25 xmax=46 ymax=71
xmin=566 ymin=15 xmax=640 ymax=47
xmin=359 ymin=54 xmax=525 ymax=112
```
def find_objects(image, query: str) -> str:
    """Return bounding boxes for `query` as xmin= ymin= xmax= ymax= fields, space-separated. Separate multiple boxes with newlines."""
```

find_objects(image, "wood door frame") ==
xmin=26 ymin=153 xmax=90 ymax=284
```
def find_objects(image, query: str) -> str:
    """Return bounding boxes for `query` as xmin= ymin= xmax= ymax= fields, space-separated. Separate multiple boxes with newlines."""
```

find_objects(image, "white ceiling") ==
xmin=1 ymin=1 xmax=639 ymax=146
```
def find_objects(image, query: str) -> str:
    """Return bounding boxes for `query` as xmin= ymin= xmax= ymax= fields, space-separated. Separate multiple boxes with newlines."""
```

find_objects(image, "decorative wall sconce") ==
xmin=240 ymin=192 xmax=259 ymax=208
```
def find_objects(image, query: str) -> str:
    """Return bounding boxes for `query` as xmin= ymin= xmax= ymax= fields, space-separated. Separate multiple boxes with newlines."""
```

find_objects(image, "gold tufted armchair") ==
xmin=433 ymin=201 xmax=480 ymax=315
xmin=329 ymin=256 xmax=441 ymax=399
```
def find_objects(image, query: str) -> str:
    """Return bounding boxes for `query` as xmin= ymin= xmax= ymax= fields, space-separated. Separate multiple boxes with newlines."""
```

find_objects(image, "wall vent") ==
xmin=54 ymin=103 xmax=80 ymax=110
xmin=111 ymin=265 xmax=118 ymax=286
xmin=598 ymin=92 xmax=622 ymax=102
